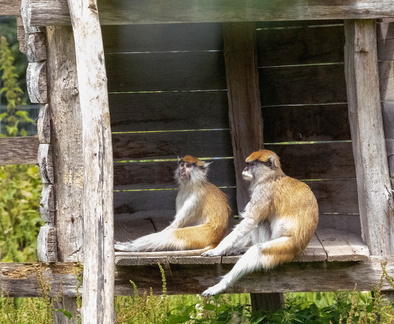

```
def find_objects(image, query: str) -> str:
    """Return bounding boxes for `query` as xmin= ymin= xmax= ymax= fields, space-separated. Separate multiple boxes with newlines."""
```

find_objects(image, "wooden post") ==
xmin=377 ymin=18 xmax=394 ymax=188
xmin=223 ymin=22 xmax=283 ymax=312
xmin=66 ymin=0 xmax=115 ymax=323
xmin=46 ymin=25 xmax=83 ymax=324
xmin=344 ymin=19 xmax=394 ymax=256
xmin=223 ymin=22 xmax=264 ymax=213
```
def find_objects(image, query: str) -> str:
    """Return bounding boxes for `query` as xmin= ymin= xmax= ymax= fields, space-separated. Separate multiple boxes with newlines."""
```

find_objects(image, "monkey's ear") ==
xmin=267 ymin=156 xmax=276 ymax=169
xmin=201 ymin=161 xmax=212 ymax=170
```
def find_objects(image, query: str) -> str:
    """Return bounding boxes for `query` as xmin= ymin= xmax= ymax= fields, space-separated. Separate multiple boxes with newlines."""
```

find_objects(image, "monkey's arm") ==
xmin=202 ymin=200 xmax=269 ymax=256
xmin=201 ymin=216 xmax=257 ymax=256
xmin=166 ymin=195 xmax=199 ymax=229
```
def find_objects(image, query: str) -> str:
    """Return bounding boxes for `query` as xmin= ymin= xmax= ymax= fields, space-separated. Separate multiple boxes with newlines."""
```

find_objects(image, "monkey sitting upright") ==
xmin=201 ymin=149 xmax=318 ymax=296
xmin=115 ymin=155 xmax=231 ymax=255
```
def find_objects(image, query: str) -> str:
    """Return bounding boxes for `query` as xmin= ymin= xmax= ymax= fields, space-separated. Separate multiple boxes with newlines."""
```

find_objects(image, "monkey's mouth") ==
xmin=179 ymin=170 xmax=188 ymax=179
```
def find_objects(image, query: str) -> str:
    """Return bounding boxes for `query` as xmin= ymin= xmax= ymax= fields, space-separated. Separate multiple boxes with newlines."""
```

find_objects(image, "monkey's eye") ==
xmin=185 ymin=163 xmax=194 ymax=168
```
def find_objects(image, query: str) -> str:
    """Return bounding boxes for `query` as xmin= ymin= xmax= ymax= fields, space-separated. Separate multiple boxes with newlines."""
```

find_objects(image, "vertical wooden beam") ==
xmin=46 ymin=25 xmax=83 ymax=324
xmin=66 ymin=0 xmax=115 ymax=323
xmin=377 ymin=18 xmax=394 ymax=187
xmin=223 ymin=22 xmax=264 ymax=213
xmin=223 ymin=22 xmax=282 ymax=312
xmin=344 ymin=19 xmax=394 ymax=256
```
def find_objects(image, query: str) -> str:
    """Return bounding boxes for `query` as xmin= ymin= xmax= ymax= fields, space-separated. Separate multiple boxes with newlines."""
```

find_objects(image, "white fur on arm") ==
xmin=202 ymin=216 xmax=257 ymax=256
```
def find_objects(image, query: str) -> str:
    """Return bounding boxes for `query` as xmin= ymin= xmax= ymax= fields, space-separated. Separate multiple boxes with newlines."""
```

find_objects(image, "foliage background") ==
xmin=0 ymin=17 xmax=42 ymax=262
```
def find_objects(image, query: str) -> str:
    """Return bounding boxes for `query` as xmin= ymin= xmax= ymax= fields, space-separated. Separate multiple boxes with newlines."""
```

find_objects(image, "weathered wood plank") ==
xmin=26 ymin=32 xmax=47 ymax=62
xmin=112 ymin=130 xmax=233 ymax=161
xmin=67 ymin=0 xmax=115 ymax=322
xmin=24 ymin=0 xmax=394 ymax=26
xmin=102 ymin=23 xmax=223 ymax=53
xmin=105 ymin=52 xmax=225 ymax=92
xmin=113 ymin=180 xmax=358 ymax=215
xmin=37 ymin=144 xmax=54 ymax=184
xmin=317 ymin=214 xmax=361 ymax=236
xmin=37 ymin=225 xmax=58 ymax=262
xmin=114 ymin=159 xmax=235 ymax=188
xmin=317 ymin=228 xmax=369 ymax=262
xmin=295 ymin=234 xmax=327 ymax=262
xmin=46 ymin=25 xmax=84 ymax=263
xmin=40 ymin=184 xmax=55 ymax=224
xmin=2 ymin=257 xmax=393 ymax=297
xmin=344 ymin=19 xmax=394 ymax=255
xmin=113 ymin=142 xmax=355 ymax=187
xmin=0 ymin=0 xmax=21 ymax=16
xmin=37 ymin=104 xmax=51 ymax=144
xmin=256 ymin=23 xmax=345 ymax=66
xmin=109 ymin=92 xmax=229 ymax=133
xmin=223 ymin=23 xmax=263 ymax=213
xmin=0 ymin=136 xmax=38 ymax=166
xmin=26 ymin=62 xmax=47 ymax=103
xmin=260 ymin=64 xmax=347 ymax=106
xmin=263 ymin=104 xmax=351 ymax=142
xmin=266 ymin=142 xmax=355 ymax=179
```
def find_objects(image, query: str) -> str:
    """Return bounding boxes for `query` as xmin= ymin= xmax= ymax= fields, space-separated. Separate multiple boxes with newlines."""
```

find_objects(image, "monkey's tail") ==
xmin=115 ymin=247 xmax=212 ymax=257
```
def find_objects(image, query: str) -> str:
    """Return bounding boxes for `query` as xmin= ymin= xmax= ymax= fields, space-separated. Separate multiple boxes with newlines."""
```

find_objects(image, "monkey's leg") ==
xmin=201 ymin=236 xmax=295 ymax=296
xmin=172 ymin=224 xmax=222 ymax=250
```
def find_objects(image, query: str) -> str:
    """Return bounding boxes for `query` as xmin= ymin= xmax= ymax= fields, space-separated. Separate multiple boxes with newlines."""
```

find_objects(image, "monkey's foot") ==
xmin=201 ymin=282 xmax=227 ymax=297
xmin=201 ymin=248 xmax=223 ymax=257
xmin=114 ymin=242 xmax=136 ymax=251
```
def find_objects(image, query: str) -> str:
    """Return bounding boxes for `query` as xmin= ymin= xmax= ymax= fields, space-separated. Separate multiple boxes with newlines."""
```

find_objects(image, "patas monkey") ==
xmin=115 ymin=155 xmax=231 ymax=255
xmin=201 ymin=149 xmax=318 ymax=296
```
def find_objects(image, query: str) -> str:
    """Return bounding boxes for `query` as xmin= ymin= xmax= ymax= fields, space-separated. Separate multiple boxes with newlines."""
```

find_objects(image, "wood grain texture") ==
xmin=263 ymin=105 xmax=351 ymax=142
xmin=316 ymin=228 xmax=369 ymax=261
xmin=67 ymin=0 xmax=115 ymax=322
xmin=109 ymin=91 xmax=229 ymax=133
xmin=344 ymin=19 xmax=394 ymax=255
xmin=40 ymin=184 xmax=55 ymax=224
xmin=113 ymin=180 xmax=358 ymax=216
xmin=46 ymin=25 xmax=84 ymax=263
xmin=0 ymin=0 xmax=21 ymax=16
xmin=26 ymin=62 xmax=47 ymax=103
xmin=26 ymin=32 xmax=47 ymax=62
xmin=223 ymin=23 xmax=263 ymax=213
xmin=0 ymin=136 xmax=38 ymax=166
xmin=256 ymin=22 xmax=345 ymax=66
xmin=113 ymin=142 xmax=355 ymax=188
xmin=105 ymin=52 xmax=225 ymax=92
xmin=260 ymin=64 xmax=347 ymax=106
xmin=102 ymin=23 xmax=223 ymax=53
xmin=37 ymin=144 xmax=54 ymax=184
xmin=37 ymin=225 xmax=58 ymax=262
xmin=25 ymin=0 xmax=394 ymax=26
xmin=112 ymin=130 xmax=233 ymax=161
xmin=37 ymin=104 xmax=51 ymax=144
xmin=3 ymin=256 xmax=394 ymax=297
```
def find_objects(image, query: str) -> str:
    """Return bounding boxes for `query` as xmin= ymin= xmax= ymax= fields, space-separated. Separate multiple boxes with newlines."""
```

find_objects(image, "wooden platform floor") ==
xmin=115 ymin=213 xmax=370 ymax=266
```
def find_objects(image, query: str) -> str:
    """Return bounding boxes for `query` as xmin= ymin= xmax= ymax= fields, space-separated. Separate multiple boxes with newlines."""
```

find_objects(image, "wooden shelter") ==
xmin=1 ymin=0 xmax=394 ymax=323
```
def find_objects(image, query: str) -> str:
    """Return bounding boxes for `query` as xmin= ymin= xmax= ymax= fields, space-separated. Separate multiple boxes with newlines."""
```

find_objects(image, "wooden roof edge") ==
xmin=22 ymin=0 xmax=394 ymax=28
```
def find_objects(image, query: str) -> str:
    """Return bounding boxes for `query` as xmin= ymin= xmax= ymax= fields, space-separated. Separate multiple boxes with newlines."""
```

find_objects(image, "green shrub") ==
xmin=0 ymin=164 xmax=42 ymax=262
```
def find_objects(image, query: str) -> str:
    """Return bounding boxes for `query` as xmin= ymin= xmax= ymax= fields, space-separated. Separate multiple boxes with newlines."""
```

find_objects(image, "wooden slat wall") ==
xmin=104 ymin=21 xmax=361 ymax=236
xmin=103 ymin=23 xmax=233 ymax=229
xmin=256 ymin=20 xmax=359 ymax=234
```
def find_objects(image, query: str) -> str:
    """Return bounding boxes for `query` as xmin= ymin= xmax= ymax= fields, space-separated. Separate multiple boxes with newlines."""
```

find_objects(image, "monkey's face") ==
xmin=177 ymin=161 xmax=195 ymax=180
xmin=243 ymin=150 xmax=280 ymax=182
xmin=242 ymin=162 xmax=255 ymax=181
